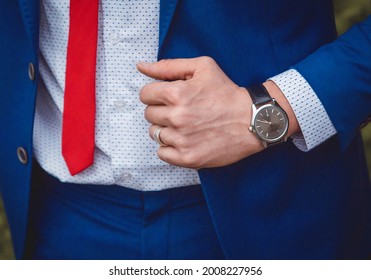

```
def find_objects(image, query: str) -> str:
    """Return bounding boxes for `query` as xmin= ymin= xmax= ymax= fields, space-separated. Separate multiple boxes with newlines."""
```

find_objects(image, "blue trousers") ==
xmin=24 ymin=163 xmax=225 ymax=259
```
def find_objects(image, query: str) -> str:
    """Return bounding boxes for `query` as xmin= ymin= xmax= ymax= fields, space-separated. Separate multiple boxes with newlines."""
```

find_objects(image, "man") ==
xmin=0 ymin=0 xmax=370 ymax=259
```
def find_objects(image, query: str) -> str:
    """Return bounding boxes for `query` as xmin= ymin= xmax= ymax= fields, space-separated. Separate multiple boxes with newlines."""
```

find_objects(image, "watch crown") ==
xmin=249 ymin=126 xmax=253 ymax=132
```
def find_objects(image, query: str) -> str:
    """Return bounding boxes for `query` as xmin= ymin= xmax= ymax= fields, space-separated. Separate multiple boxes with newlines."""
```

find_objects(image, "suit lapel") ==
xmin=158 ymin=0 xmax=179 ymax=57
xmin=18 ymin=0 xmax=39 ymax=48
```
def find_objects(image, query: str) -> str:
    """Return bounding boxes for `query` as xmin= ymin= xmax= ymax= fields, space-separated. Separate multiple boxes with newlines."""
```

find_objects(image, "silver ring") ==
xmin=153 ymin=126 xmax=166 ymax=146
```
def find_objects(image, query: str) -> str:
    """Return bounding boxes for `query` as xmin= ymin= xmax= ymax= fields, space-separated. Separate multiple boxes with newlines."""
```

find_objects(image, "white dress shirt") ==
xmin=33 ymin=0 xmax=336 ymax=191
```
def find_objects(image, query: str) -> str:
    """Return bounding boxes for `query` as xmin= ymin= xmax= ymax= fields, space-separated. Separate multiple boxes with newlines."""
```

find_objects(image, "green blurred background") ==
xmin=1 ymin=0 xmax=371 ymax=260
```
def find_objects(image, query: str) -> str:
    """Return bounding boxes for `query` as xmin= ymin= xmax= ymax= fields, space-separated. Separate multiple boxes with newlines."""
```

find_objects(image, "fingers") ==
xmin=144 ymin=105 xmax=172 ymax=127
xmin=157 ymin=146 xmax=200 ymax=169
xmin=156 ymin=146 xmax=183 ymax=167
xmin=149 ymin=124 xmax=197 ymax=169
xmin=140 ymin=81 xmax=171 ymax=105
xmin=137 ymin=58 xmax=198 ymax=81
xmin=149 ymin=124 xmax=198 ymax=169
xmin=138 ymin=56 xmax=220 ymax=169
xmin=149 ymin=124 xmax=177 ymax=147
xmin=139 ymin=56 xmax=217 ymax=106
xmin=148 ymin=125 xmax=185 ymax=167
xmin=140 ymin=80 xmax=186 ymax=106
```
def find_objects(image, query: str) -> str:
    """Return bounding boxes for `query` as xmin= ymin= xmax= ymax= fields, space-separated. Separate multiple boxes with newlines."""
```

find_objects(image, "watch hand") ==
xmin=256 ymin=120 xmax=272 ymax=125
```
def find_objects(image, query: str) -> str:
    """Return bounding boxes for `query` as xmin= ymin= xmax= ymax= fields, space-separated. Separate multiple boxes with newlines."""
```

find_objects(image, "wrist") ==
xmin=262 ymin=80 xmax=300 ymax=137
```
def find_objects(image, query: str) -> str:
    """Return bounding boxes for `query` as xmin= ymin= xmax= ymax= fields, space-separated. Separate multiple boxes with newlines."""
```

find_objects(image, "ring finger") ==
xmin=149 ymin=124 xmax=178 ymax=148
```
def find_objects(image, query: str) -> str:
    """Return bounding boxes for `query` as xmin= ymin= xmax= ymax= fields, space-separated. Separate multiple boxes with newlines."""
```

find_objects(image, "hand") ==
xmin=137 ymin=56 xmax=264 ymax=169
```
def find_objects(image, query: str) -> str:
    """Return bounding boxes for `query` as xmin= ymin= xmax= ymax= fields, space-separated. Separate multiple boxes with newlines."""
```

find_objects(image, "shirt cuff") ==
xmin=269 ymin=69 xmax=337 ymax=152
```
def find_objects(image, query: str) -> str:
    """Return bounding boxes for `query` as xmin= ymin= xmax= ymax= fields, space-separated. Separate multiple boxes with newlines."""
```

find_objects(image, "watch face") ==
xmin=253 ymin=104 xmax=288 ymax=142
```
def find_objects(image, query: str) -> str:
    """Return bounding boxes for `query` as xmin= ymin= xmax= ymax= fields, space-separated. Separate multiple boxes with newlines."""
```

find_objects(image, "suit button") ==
xmin=28 ymin=62 xmax=35 ymax=81
xmin=17 ymin=147 xmax=28 ymax=164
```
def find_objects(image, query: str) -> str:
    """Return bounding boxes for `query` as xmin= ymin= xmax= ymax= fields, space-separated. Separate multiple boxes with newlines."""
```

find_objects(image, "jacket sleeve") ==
xmin=294 ymin=15 xmax=371 ymax=150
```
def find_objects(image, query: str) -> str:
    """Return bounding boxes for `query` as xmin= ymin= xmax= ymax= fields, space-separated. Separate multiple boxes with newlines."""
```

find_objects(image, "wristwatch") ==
xmin=246 ymin=84 xmax=289 ymax=147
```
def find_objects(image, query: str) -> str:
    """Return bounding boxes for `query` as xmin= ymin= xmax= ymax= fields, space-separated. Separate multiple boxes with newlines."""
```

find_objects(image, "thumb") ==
xmin=137 ymin=58 xmax=197 ymax=81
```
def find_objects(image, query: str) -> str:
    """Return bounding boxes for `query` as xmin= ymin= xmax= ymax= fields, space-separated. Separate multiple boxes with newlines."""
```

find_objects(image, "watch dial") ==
xmin=254 ymin=105 xmax=288 ymax=141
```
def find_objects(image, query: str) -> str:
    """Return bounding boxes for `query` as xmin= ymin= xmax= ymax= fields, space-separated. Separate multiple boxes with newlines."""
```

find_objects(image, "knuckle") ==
xmin=166 ymin=84 xmax=183 ymax=105
xmin=176 ymin=135 xmax=188 ymax=148
xmin=181 ymin=152 xmax=198 ymax=168
xmin=199 ymin=56 xmax=215 ymax=66
xmin=169 ymin=107 xmax=186 ymax=128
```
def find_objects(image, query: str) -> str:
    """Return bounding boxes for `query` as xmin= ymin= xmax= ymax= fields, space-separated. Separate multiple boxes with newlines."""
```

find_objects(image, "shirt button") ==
xmin=28 ymin=63 xmax=35 ymax=81
xmin=122 ymin=172 xmax=132 ymax=181
xmin=109 ymin=33 xmax=121 ymax=45
xmin=115 ymin=100 xmax=127 ymax=111
xmin=17 ymin=147 xmax=28 ymax=164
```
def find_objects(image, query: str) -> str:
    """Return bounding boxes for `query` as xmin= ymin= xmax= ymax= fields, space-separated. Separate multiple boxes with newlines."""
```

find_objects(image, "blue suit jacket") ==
xmin=1 ymin=0 xmax=370 ymax=259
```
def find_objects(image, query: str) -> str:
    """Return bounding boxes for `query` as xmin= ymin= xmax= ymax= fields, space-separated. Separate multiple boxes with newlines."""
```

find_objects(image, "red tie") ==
xmin=62 ymin=0 xmax=99 ymax=175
